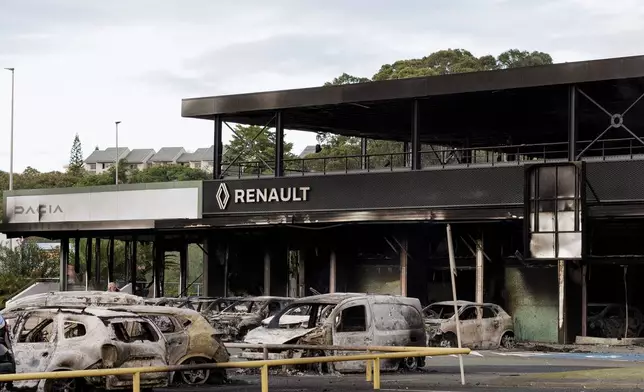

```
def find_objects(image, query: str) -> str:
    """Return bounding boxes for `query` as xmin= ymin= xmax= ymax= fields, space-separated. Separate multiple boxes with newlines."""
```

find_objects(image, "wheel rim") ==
xmin=439 ymin=338 xmax=453 ymax=348
xmin=49 ymin=378 xmax=78 ymax=392
xmin=404 ymin=357 xmax=418 ymax=370
xmin=181 ymin=358 xmax=210 ymax=385
xmin=502 ymin=334 xmax=515 ymax=348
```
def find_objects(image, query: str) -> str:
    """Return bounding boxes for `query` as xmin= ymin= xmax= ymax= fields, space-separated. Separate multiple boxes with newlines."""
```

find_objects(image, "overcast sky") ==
xmin=1 ymin=0 xmax=643 ymax=172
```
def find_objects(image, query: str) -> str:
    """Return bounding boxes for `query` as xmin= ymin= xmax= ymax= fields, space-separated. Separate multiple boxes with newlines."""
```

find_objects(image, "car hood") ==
xmin=261 ymin=315 xmax=310 ymax=326
xmin=244 ymin=326 xmax=313 ymax=345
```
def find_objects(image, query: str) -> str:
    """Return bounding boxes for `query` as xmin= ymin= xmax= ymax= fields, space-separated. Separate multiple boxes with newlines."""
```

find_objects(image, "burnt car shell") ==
xmin=209 ymin=296 xmax=293 ymax=341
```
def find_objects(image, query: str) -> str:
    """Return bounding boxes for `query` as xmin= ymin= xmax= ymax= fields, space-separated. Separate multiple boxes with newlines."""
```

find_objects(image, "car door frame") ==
xmin=12 ymin=311 xmax=57 ymax=389
xmin=330 ymin=298 xmax=374 ymax=372
xmin=457 ymin=305 xmax=483 ymax=348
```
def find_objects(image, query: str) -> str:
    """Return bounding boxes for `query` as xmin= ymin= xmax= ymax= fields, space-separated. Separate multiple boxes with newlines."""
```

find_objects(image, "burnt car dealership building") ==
xmin=4 ymin=55 xmax=644 ymax=345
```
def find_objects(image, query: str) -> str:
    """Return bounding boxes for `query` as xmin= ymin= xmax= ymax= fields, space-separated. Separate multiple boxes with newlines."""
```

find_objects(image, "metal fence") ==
xmin=0 ymin=346 xmax=469 ymax=392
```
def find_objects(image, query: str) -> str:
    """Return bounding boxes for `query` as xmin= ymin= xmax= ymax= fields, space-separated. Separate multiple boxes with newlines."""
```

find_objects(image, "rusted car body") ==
xmin=423 ymin=300 xmax=515 ymax=349
xmin=3 ymin=306 xmax=168 ymax=391
xmin=209 ymin=296 xmax=293 ymax=341
xmin=587 ymin=303 xmax=644 ymax=338
xmin=4 ymin=291 xmax=145 ymax=311
xmin=108 ymin=305 xmax=230 ymax=385
xmin=242 ymin=293 xmax=427 ymax=372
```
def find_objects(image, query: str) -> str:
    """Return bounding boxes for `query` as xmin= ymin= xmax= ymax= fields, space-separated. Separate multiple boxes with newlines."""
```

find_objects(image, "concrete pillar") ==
xmin=400 ymin=238 xmax=408 ymax=297
xmin=59 ymin=237 xmax=69 ymax=291
xmin=264 ymin=251 xmax=271 ymax=296
xmin=179 ymin=243 xmax=188 ymax=297
xmin=329 ymin=251 xmax=337 ymax=293
xmin=558 ymin=260 xmax=567 ymax=344
xmin=581 ymin=263 xmax=587 ymax=336
xmin=475 ymin=239 xmax=484 ymax=304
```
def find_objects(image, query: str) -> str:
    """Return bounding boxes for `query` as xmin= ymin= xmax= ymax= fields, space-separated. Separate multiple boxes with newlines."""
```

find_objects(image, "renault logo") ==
xmin=216 ymin=183 xmax=230 ymax=210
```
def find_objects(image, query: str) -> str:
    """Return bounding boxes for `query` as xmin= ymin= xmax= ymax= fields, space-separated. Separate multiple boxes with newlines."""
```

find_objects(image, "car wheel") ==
xmin=439 ymin=334 xmax=456 ymax=348
xmin=44 ymin=376 xmax=85 ymax=392
xmin=501 ymin=332 xmax=516 ymax=349
xmin=180 ymin=357 xmax=210 ymax=385
xmin=402 ymin=356 xmax=421 ymax=371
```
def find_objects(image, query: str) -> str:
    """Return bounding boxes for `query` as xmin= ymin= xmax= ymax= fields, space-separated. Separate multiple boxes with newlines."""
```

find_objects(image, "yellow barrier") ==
xmin=0 ymin=346 xmax=469 ymax=391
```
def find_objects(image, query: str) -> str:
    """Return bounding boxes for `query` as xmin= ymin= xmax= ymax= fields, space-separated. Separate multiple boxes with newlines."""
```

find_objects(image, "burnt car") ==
xmin=587 ymin=303 xmax=644 ymax=338
xmin=0 ymin=315 xmax=16 ymax=391
xmin=242 ymin=293 xmax=427 ymax=372
xmin=109 ymin=305 xmax=230 ymax=385
xmin=209 ymin=296 xmax=293 ymax=341
xmin=5 ymin=291 xmax=145 ymax=311
xmin=3 ymin=306 xmax=168 ymax=391
xmin=423 ymin=301 xmax=515 ymax=349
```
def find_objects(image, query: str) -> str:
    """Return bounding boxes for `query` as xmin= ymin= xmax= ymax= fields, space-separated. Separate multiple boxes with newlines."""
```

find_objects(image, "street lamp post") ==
xmin=115 ymin=121 xmax=121 ymax=185
xmin=4 ymin=68 xmax=14 ymax=191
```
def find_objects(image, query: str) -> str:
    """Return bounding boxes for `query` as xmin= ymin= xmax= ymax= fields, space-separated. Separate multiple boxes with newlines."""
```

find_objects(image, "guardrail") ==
xmin=0 ymin=346 xmax=469 ymax=391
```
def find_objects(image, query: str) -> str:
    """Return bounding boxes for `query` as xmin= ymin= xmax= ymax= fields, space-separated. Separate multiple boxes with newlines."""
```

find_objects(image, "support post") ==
xmin=59 ymin=238 xmax=69 ymax=291
xmin=179 ymin=243 xmax=188 ymax=297
xmin=558 ymin=259 xmax=567 ymax=344
xmin=213 ymin=115 xmax=223 ymax=179
xmin=361 ymin=138 xmax=368 ymax=170
xmin=298 ymin=251 xmax=306 ymax=298
xmin=446 ymin=224 xmax=465 ymax=385
xmin=264 ymin=251 xmax=271 ymax=296
xmin=568 ymin=85 xmax=577 ymax=161
xmin=73 ymin=238 xmax=80 ymax=277
xmin=275 ymin=111 xmax=284 ymax=177
xmin=130 ymin=240 xmax=137 ymax=295
xmin=403 ymin=142 xmax=409 ymax=167
xmin=85 ymin=238 xmax=93 ymax=290
xmin=411 ymin=99 xmax=421 ymax=170
xmin=94 ymin=238 xmax=101 ymax=287
xmin=107 ymin=237 xmax=115 ymax=284
xmin=153 ymin=241 xmax=164 ymax=298
xmin=581 ymin=263 xmax=587 ymax=336
xmin=400 ymin=238 xmax=408 ymax=296
xmin=329 ymin=251 xmax=337 ymax=293
xmin=475 ymin=238 xmax=484 ymax=308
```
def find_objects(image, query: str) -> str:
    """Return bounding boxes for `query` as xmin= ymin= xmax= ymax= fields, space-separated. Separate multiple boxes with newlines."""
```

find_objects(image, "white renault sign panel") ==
xmin=5 ymin=188 xmax=200 ymax=223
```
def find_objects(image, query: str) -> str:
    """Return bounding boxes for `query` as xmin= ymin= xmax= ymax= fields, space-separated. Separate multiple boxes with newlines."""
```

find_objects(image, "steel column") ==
xmin=85 ymin=238 xmax=92 ymax=290
xmin=213 ymin=115 xmax=223 ymax=179
xmin=329 ymin=251 xmax=337 ymax=293
xmin=411 ymin=100 xmax=421 ymax=170
xmin=73 ymin=238 xmax=80 ymax=277
xmin=403 ymin=142 xmax=409 ymax=167
xmin=108 ymin=237 xmax=115 ymax=284
xmin=179 ymin=243 xmax=188 ymax=297
xmin=581 ymin=263 xmax=587 ymax=336
xmin=275 ymin=111 xmax=284 ymax=177
xmin=475 ymin=238 xmax=484 ymax=317
xmin=153 ymin=240 xmax=164 ymax=298
xmin=264 ymin=251 xmax=271 ymax=295
xmin=94 ymin=238 xmax=101 ymax=287
xmin=568 ymin=85 xmax=577 ymax=161
xmin=130 ymin=240 xmax=137 ymax=295
xmin=59 ymin=238 xmax=69 ymax=291
xmin=400 ymin=238 xmax=408 ymax=296
xmin=361 ymin=138 xmax=368 ymax=170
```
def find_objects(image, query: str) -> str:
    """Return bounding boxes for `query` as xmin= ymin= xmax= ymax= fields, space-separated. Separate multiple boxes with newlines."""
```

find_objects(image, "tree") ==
xmin=68 ymin=134 xmax=84 ymax=175
xmin=313 ymin=48 xmax=554 ymax=167
xmin=224 ymin=125 xmax=296 ymax=175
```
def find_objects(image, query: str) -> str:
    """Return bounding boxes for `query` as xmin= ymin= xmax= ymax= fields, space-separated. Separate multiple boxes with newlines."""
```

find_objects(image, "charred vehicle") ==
xmin=3 ymin=306 xmax=168 ymax=391
xmin=0 ymin=315 xmax=16 ymax=390
xmin=108 ymin=305 xmax=230 ymax=385
xmin=423 ymin=301 xmax=515 ymax=349
xmin=587 ymin=303 xmax=644 ymax=338
xmin=242 ymin=293 xmax=427 ymax=372
xmin=209 ymin=296 xmax=293 ymax=341
xmin=4 ymin=291 xmax=145 ymax=311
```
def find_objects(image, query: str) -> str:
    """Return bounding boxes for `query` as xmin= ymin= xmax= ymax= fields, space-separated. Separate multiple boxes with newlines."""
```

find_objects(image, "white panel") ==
xmin=5 ymin=188 xmax=199 ymax=223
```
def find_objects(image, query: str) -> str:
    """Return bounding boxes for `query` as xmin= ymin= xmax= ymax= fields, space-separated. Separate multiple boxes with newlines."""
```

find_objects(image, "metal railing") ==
xmin=0 ymin=346 xmax=469 ymax=391
xmin=223 ymin=137 xmax=644 ymax=178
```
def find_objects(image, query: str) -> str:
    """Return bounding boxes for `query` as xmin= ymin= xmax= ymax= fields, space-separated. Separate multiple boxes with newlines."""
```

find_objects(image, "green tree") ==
xmin=68 ymin=134 xmax=84 ymax=175
xmin=223 ymin=125 xmax=297 ymax=175
xmin=312 ymin=48 xmax=554 ymax=169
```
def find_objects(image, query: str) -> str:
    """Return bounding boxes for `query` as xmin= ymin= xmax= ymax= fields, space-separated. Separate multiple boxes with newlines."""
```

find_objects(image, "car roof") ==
xmin=107 ymin=305 xmax=203 ymax=318
xmin=16 ymin=306 xmax=143 ymax=319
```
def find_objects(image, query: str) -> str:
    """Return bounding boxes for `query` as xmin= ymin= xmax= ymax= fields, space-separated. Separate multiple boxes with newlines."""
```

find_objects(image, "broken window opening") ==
xmin=111 ymin=321 xmax=160 ymax=343
xmin=461 ymin=307 xmax=478 ymax=320
xmin=337 ymin=305 xmax=367 ymax=333
xmin=19 ymin=317 xmax=55 ymax=343
xmin=63 ymin=321 xmax=87 ymax=339
xmin=148 ymin=316 xmax=176 ymax=333
xmin=482 ymin=307 xmax=497 ymax=318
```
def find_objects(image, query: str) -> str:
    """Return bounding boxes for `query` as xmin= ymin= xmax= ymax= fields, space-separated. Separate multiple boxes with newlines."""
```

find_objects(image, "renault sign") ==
xmin=215 ymin=182 xmax=311 ymax=210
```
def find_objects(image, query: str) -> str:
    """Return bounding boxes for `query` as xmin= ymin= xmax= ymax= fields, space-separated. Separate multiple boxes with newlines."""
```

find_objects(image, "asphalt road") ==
xmin=165 ymin=351 xmax=643 ymax=392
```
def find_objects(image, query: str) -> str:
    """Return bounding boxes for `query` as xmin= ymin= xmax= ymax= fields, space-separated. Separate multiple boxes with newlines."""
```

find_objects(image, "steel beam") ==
xmin=411 ymin=100 xmax=421 ymax=170
xmin=361 ymin=138 xmax=368 ymax=170
xmin=213 ymin=115 xmax=223 ymax=179
xmin=59 ymin=238 xmax=69 ymax=291
xmin=275 ymin=111 xmax=284 ymax=177
xmin=568 ymin=85 xmax=577 ymax=161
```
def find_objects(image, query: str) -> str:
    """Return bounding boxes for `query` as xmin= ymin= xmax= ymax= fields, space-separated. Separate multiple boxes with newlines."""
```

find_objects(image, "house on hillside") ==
xmin=149 ymin=147 xmax=185 ymax=166
xmin=84 ymin=147 xmax=130 ymax=174
xmin=124 ymin=149 xmax=156 ymax=170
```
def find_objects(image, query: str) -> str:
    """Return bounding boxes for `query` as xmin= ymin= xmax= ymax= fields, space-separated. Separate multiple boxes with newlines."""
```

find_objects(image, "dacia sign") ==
xmin=14 ymin=205 xmax=63 ymax=215
xmin=216 ymin=183 xmax=311 ymax=210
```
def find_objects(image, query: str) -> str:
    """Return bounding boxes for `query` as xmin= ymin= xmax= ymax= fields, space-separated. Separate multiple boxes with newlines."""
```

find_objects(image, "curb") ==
xmin=492 ymin=379 xmax=644 ymax=389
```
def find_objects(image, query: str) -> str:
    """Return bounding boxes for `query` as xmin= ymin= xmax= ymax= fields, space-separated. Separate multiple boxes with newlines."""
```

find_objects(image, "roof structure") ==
xmin=149 ymin=147 xmax=185 ymax=163
xmin=85 ymin=147 xmax=130 ymax=164
xmin=298 ymin=145 xmax=317 ymax=158
xmin=182 ymin=55 xmax=644 ymax=146
xmin=124 ymin=149 xmax=155 ymax=164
